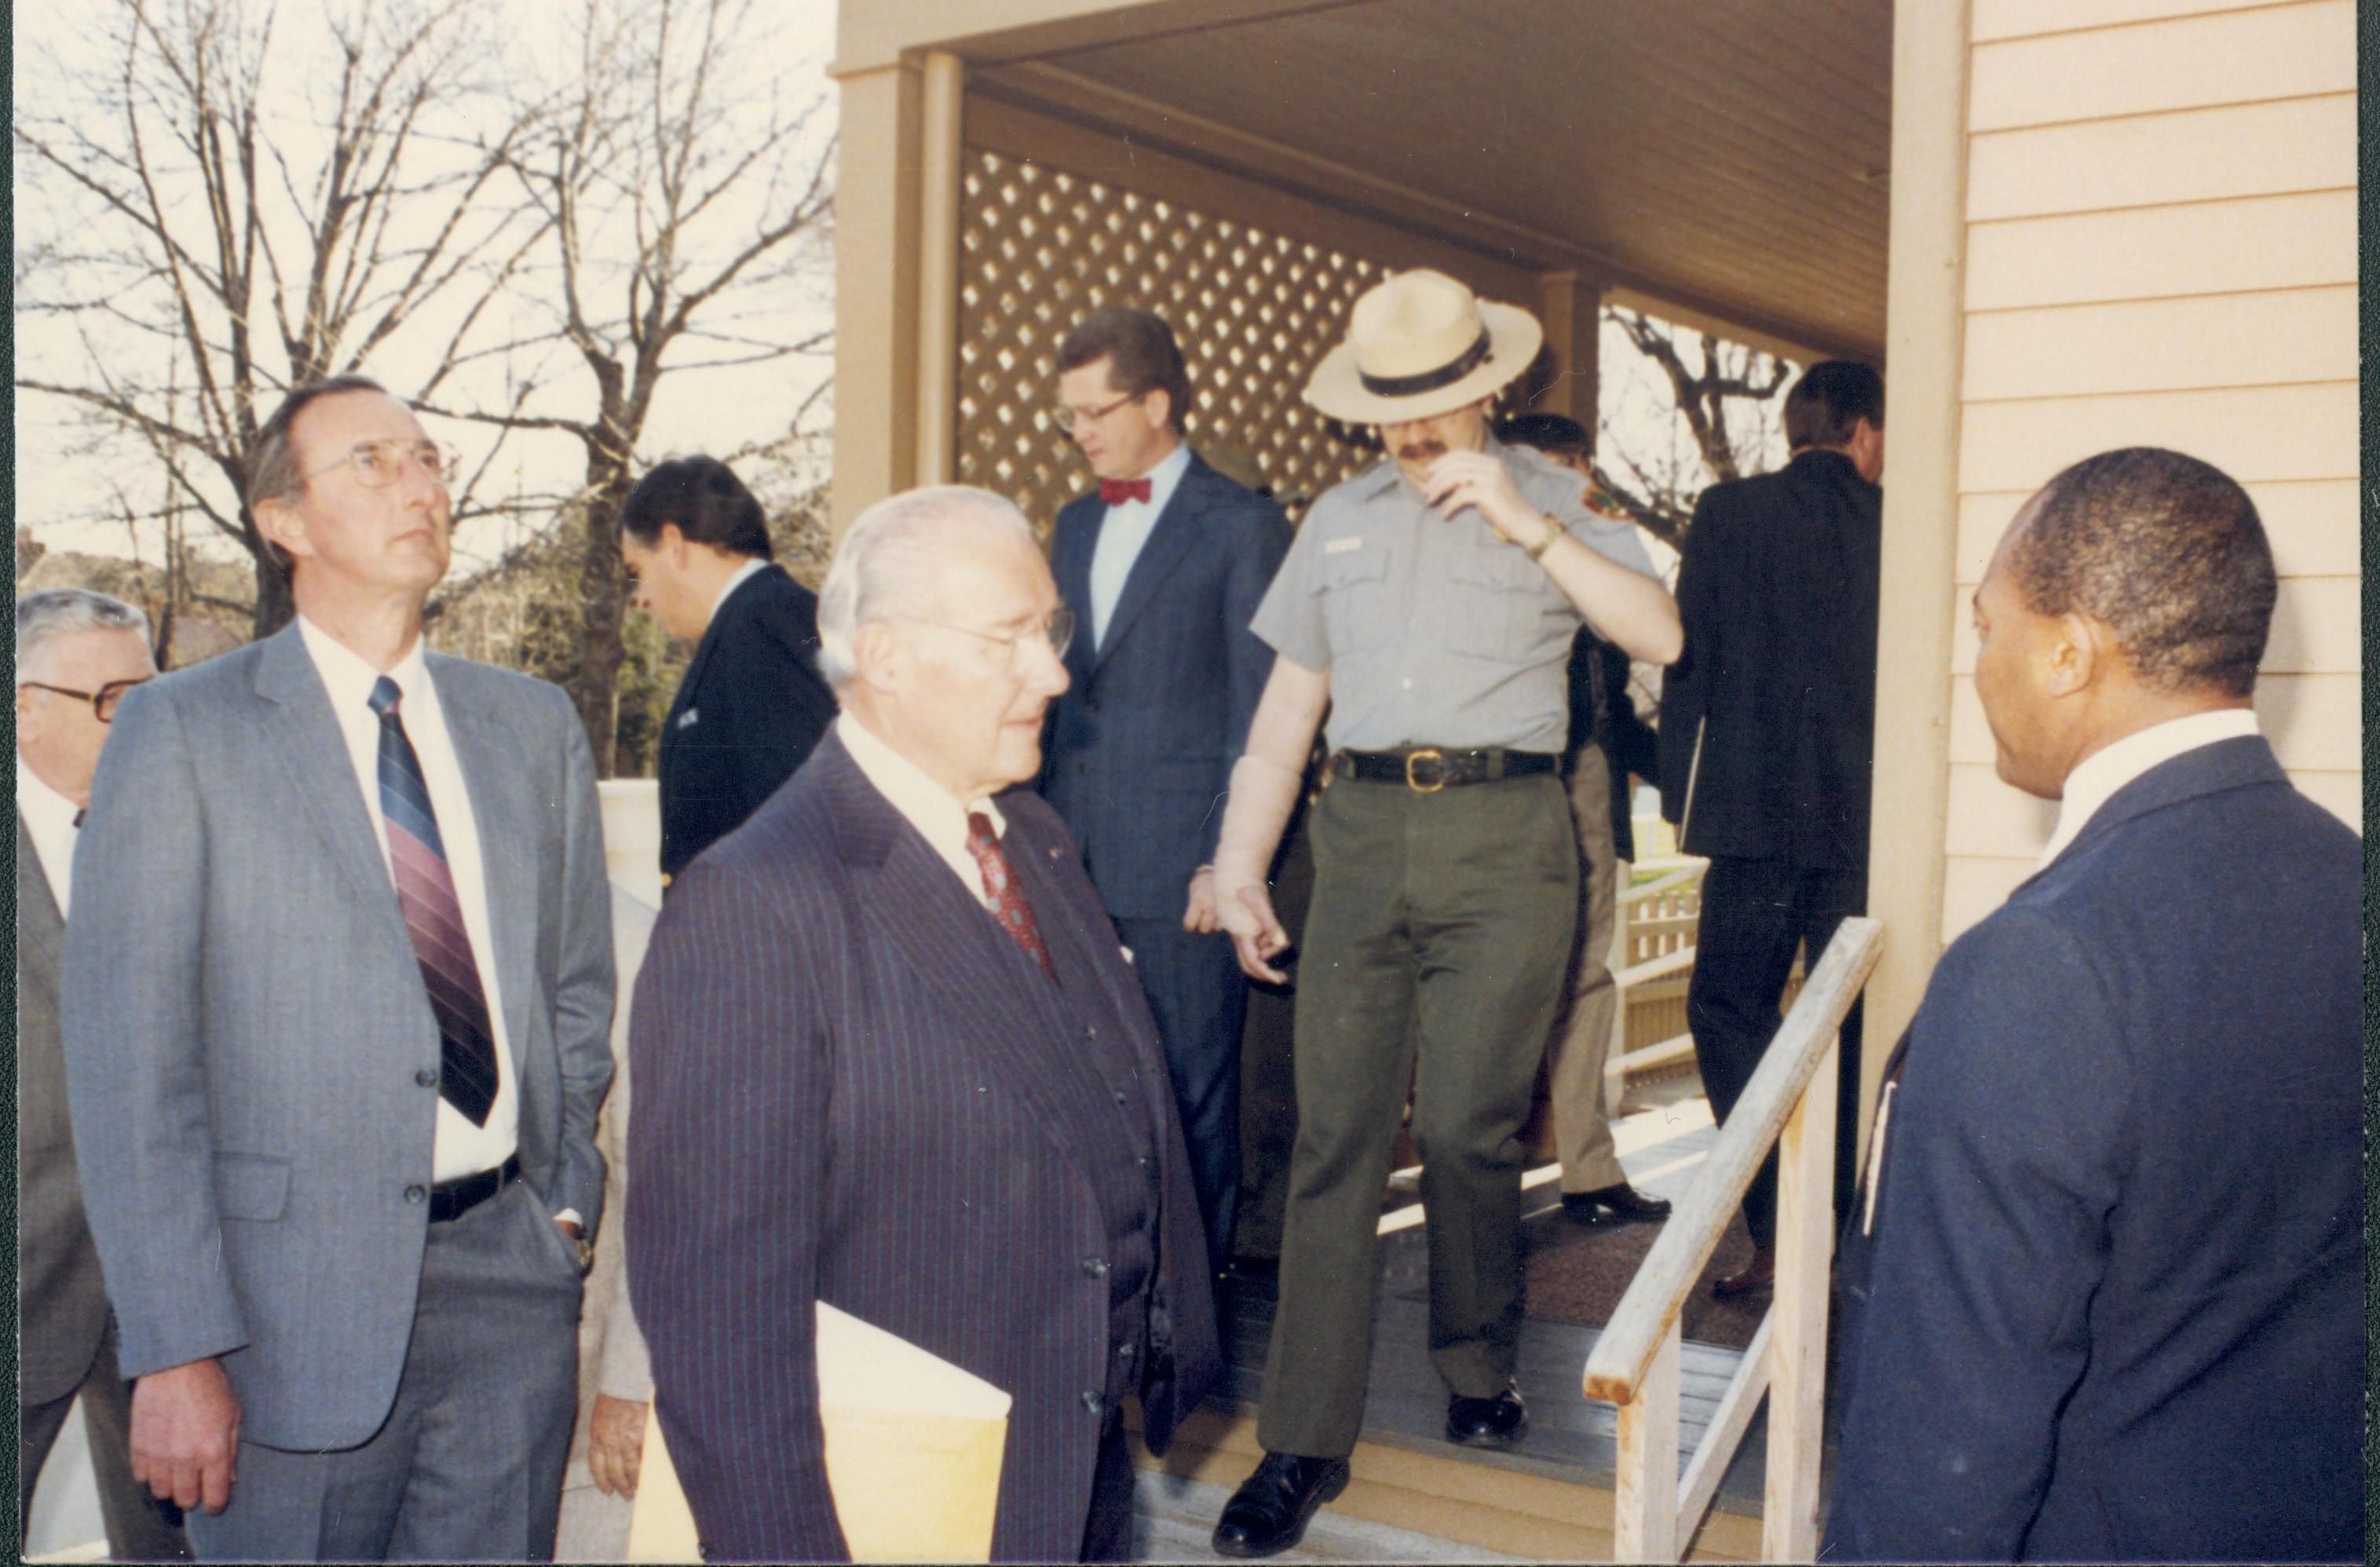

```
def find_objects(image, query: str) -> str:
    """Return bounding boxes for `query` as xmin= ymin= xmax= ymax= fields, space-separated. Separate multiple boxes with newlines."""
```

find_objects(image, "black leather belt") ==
xmin=429 ymin=1153 xmax=522 ymax=1223
xmin=1329 ymin=747 xmax=1562 ymax=793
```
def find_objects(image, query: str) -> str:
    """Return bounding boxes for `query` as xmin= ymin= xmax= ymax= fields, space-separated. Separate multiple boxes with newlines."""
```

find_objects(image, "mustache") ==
xmin=1391 ymin=439 xmax=1447 ymax=464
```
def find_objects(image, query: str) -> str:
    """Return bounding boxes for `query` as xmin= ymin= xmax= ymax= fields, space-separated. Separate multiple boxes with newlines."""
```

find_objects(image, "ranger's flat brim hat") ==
xmin=1303 ymin=268 xmax=1543 ymax=424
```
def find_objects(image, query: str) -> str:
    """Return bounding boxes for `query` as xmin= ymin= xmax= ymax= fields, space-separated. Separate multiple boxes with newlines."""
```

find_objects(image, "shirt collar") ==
xmin=2038 ymin=707 xmax=2261 ymax=868
xmin=835 ymin=712 xmax=1006 ymax=845
xmin=711 ymin=556 xmax=771 ymax=619
xmin=297 ymin=615 xmax=433 ymax=716
xmin=16 ymin=751 xmax=79 ymax=835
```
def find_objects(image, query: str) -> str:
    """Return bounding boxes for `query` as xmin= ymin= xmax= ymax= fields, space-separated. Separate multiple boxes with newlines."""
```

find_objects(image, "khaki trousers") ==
xmin=1256 ymin=773 xmax=1576 ymax=1459
xmin=1545 ymin=744 xmax=1629 ymax=1193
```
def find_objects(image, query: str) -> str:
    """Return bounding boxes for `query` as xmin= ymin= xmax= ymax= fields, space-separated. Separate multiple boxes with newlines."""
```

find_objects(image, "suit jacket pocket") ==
xmin=211 ymin=1152 xmax=292 ymax=1222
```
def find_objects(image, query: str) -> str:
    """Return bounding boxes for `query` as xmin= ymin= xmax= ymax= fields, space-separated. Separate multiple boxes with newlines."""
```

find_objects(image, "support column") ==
xmin=829 ymin=60 xmax=925 ymax=534
xmin=1532 ymin=269 xmax=1604 ymax=441
xmin=1861 ymin=0 xmax=1972 ymax=1156
xmin=914 ymin=50 xmax=966 ymax=486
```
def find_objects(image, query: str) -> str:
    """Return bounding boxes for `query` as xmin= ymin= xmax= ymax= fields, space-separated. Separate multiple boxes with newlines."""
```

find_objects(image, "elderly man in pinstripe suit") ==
xmin=628 ymin=484 xmax=1220 ymax=1562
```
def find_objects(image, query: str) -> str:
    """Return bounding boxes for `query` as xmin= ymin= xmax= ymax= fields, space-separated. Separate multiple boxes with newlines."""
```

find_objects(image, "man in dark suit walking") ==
xmin=620 ymin=455 xmax=837 ymax=888
xmin=64 ymin=377 xmax=616 ymax=1562
xmin=630 ymin=484 xmax=1219 ymax=1562
xmin=1658 ymin=360 xmax=1883 ymax=1298
xmin=15 ymin=588 xmax=188 ymax=1562
xmin=1042 ymin=306 xmax=1292 ymax=1271
xmin=1824 ymin=448 xmax=2362 ymax=1562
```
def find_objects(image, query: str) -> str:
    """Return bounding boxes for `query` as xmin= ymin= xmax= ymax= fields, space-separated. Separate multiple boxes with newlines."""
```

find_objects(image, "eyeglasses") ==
xmin=1051 ymin=391 xmax=1146 ymax=436
xmin=19 ymin=677 xmax=152 ymax=723
xmin=303 ymin=439 xmax=459 ymax=489
xmin=901 ymin=607 xmax=1077 ymax=670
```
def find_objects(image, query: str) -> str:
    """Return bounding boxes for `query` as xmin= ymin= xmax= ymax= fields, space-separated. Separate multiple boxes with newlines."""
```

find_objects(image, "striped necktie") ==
xmin=369 ymin=676 xmax=500 ymax=1125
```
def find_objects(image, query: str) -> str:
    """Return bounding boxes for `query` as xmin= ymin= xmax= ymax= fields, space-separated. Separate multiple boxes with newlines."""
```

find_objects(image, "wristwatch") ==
xmin=1524 ymin=515 xmax=1563 ymax=561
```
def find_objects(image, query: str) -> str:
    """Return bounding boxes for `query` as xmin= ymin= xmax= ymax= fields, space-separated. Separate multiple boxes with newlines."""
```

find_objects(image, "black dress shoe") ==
xmin=1713 ymin=1244 xmax=1776 ymax=1299
xmin=1446 ymin=1381 xmax=1528 ymax=1448
xmin=1211 ymin=1452 xmax=1351 ymax=1558
xmin=1559 ymin=1182 xmax=1673 ymax=1228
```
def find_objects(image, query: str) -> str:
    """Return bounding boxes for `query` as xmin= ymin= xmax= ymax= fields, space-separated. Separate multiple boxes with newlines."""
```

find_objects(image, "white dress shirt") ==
xmin=2038 ymin=707 xmax=2261 ymax=869
xmin=17 ymin=753 xmax=82 ymax=917
xmin=711 ymin=554 xmax=770 ymax=620
xmin=835 ymin=714 xmax=1007 ymax=911
xmin=1087 ymin=440 xmax=1192 ymax=650
xmin=298 ymin=617 xmax=520 ymax=1183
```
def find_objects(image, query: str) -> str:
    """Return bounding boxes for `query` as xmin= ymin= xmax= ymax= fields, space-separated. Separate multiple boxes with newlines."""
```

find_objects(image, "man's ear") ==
xmin=656 ymin=523 xmax=691 ymax=565
xmin=851 ymin=620 xmax=901 ymax=693
xmin=2044 ymin=610 xmax=2105 ymax=697
xmin=256 ymin=497 xmax=312 ymax=566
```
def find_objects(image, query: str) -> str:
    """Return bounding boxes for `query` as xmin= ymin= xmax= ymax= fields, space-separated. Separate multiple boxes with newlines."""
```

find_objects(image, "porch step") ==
xmin=1135 ymin=1404 xmax=1764 ymax=1563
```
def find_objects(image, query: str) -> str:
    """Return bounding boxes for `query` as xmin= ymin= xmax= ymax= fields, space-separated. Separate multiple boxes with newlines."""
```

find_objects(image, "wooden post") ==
xmin=1534 ymin=269 xmax=1603 ymax=430
xmin=828 ymin=60 xmax=924 ymax=533
xmin=1764 ymin=1034 xmax=1840 ymax=1561
xmin=914 ymin=49 xmax=966 ymax=485
xmin=1613 ymin=1320 xmax=1680 ymax=1562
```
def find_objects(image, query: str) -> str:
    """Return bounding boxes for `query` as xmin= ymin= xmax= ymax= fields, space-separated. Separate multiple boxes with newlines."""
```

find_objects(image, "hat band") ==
xmin=1357 ymin=327 xmax=1493 ymax=400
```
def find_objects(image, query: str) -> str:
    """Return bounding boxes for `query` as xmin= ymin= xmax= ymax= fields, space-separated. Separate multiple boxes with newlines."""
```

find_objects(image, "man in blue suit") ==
xmin=1823 ymin=448 xmax=2362 ymax=1562
xmin=1041 ymin=306 xmax=1292 ymax=1272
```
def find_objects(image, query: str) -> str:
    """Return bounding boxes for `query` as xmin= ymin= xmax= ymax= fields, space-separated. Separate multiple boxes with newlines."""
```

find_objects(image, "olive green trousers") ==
xmin=1255 ymin=772 xmax=1577 ymax=1459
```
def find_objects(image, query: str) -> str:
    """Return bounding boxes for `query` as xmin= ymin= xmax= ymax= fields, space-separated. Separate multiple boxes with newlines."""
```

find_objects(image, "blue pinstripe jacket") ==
xmin=628 ymin=731 xmax=1220 ymax=1562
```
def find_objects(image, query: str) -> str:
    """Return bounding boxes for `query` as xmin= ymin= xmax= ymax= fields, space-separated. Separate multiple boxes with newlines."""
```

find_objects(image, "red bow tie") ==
xmin=1099 ymin=477 xmax=1153 ymax=506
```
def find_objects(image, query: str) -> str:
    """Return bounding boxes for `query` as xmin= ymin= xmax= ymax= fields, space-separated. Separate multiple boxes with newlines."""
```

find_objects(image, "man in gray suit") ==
xmin=62 ymin=376 xmax=616 ymax=1562
xmin=16 ymin=587 xmax=189 ymax=1561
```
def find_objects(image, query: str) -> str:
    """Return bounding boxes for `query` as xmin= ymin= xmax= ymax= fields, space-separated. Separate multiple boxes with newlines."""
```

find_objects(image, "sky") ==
xmin=13 ymin=0 xmax=843 ymax=576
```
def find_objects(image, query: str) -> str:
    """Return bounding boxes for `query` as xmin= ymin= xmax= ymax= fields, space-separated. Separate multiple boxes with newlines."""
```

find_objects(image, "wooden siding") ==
xmin=1941 ymin=0 xmax=2359 ymax=944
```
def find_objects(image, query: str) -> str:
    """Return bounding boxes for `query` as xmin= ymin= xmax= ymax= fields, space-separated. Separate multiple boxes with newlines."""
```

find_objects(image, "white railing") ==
xmin=1582 ymin=916 xmax=1884 ymax=1562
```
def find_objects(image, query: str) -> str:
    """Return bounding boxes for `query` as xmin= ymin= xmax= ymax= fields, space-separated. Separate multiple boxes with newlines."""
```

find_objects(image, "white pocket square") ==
xmin=677 ymin=708 xmax=700 ymax=729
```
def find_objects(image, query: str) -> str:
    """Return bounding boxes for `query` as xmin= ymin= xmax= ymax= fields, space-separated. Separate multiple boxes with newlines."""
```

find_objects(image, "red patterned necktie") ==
xmin=965 ymin=811 xmax=1055 ymax=979
xmin=1099 ymin=477 xmax=1153 ymax=506
xmin=370 ymin=677 xmax=502 ymax=1124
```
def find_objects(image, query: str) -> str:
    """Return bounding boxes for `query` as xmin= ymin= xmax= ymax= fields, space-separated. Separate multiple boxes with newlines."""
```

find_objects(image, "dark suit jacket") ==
xmin=658 ymin=561 xmax=837 ymax=880
xmin=628 ymin=732 xmax=1221 ymax=1562
xmin=1042 ymin=452 xmax=1290 ymax=920
xmin=1565 ymin=630 xmax=1656 ymax=863
xmin=16 ymin=810 xmax=111 ymax=1408
xmin=1824 ymin=737 xmax=2362 ymax=1563
xmin=1658 ymin=449 xmax=1880 ymax=868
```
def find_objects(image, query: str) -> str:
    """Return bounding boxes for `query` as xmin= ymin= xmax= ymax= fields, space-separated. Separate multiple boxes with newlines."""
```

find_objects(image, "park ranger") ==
xmin=1200 ymin=268 xmax=1682 ymax=1558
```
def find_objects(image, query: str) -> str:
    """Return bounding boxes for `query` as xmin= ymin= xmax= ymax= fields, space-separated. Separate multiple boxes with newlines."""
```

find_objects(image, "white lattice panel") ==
xmin=959 ymin=148 xmax=1395 ymax=532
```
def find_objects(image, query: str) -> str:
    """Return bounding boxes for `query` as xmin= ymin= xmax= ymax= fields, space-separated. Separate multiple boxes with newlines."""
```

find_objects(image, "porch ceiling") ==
xmin=960 ymin=0 xmax=1892 ymax=361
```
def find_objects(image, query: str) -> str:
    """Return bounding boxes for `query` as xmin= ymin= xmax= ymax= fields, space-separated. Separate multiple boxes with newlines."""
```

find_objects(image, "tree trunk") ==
xmin=571 ymin=471 xmax=633 ymax=776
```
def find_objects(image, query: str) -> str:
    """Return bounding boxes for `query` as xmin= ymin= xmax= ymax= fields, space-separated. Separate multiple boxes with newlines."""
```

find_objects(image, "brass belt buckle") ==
xmin=1405 ymin=747 xmax=1447 ymax=794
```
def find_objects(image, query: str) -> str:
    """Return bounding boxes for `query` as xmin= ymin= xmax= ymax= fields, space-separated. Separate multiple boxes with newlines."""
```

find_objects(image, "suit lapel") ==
xmin=1051 ymin=499 xmax=1100 ymax=693
xmin=17 ymin=813 xmax=64 ymax=977
xmin=820 ymin=742 xmax=1098 ymax=1181
xmin=1094 ymin=458 xmax=1211 ymax=670
xmin=430 ymin=656 xmax=536 ymax=1070
xmin=251 ymin=627 xmax=415 ymax=932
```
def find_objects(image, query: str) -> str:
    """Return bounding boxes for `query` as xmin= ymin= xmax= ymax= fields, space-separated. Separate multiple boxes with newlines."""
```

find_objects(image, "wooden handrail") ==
xmin=1582 ymin=916 xmax=1882 ymax=1408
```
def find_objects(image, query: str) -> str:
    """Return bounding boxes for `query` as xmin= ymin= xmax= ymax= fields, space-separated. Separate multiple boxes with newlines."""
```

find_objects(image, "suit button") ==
xmin=415 ymin=1068 xmax=438 ymax=1089
xmin=1112 ymin=1090 xmax=1128 ymax=1105
xmin=1084 ymin=1025 xmax=1098 ymax=1041
xmin=404 ymin=1184 xmax=428 ymax=1205
xmin=1117 ymin=1342 xmax=1135 ymax=1361
xmin=1136 ymin=1155 xmax=1151 ymax=1169
xmin=1080 ymin=1391 xmax=1105 ymax=1415
xmin=1082 ymin=1257 xmax=1109 ymax=1279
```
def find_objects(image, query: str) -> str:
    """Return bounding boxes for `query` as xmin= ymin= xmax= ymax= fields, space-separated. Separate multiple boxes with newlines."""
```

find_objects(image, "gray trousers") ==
xmin=185 ymin=1180 xmax=583 ymax=1563
xmin=20 ymin=1315 xmax=192 ymax=1561
xmin=1256 ymin=774 xmax=1577 ymax=1459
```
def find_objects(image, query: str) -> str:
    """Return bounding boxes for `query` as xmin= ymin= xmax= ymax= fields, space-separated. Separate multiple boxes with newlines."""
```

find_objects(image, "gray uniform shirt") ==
xmin=1251 ymin=436 xmax=1658 ymax=754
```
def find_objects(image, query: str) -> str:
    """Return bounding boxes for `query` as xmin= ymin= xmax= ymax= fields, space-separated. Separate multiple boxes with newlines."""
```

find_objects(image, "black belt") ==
xmin=429 ymin=1153 xmax=522 ymax=1223
xmin=1329 ymin=747 xmax=1562 ymax=793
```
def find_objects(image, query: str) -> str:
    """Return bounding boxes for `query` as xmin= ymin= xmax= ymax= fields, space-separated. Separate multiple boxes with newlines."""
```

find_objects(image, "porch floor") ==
xmin=1135 ymin=1094 xmax=1772 ymax=1560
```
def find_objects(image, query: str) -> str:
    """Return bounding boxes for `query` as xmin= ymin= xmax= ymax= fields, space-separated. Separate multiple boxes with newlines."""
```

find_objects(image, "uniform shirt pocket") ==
xmin=1445 ymin=542 xmax=1555 ymax=662
xmin=1315 ymin=542 xmax=1392 ymax=658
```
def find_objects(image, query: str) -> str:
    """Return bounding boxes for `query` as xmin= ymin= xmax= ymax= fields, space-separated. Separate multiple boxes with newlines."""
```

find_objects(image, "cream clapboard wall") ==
xmin=1938 ymin=0 xmax=2360 ymax=941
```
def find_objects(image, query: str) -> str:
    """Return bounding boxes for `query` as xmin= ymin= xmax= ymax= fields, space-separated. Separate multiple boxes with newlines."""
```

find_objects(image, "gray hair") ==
xmin=816 ymin=485 xmax=1036 ymax=690
xmin=17 ymin=588 xmax=152 ymax=678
